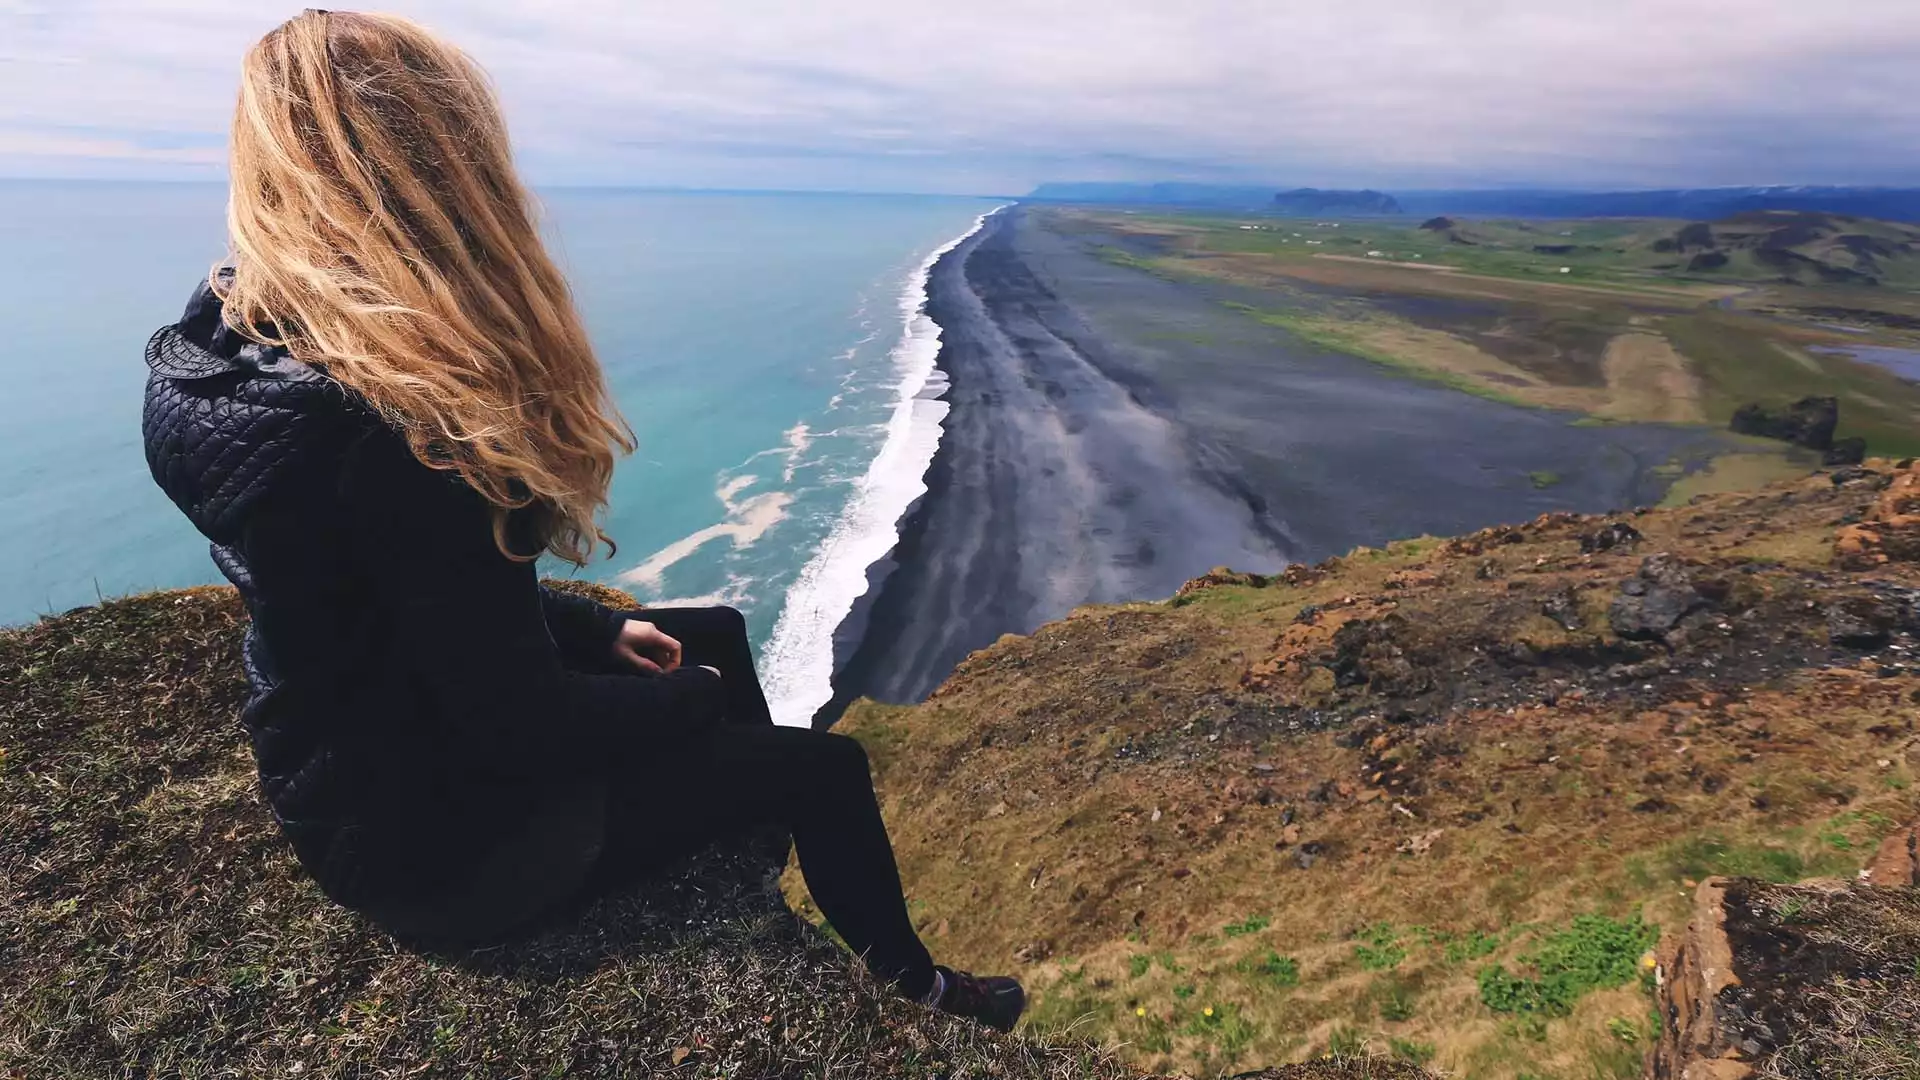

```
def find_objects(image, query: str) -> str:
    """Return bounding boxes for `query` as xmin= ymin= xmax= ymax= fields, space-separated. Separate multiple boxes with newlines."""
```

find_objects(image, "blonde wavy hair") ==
xmin=220 ymin=9 xmax=634 ymax=565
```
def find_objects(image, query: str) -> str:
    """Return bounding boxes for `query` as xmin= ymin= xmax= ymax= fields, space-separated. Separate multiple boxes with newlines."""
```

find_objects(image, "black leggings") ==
xmin=595 ymin=606 xmax=935 ymax=996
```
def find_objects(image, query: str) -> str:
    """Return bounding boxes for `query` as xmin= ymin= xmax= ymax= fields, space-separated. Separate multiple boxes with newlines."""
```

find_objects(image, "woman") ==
xmin=141 ymin=9 xmax=1022 ymax=1032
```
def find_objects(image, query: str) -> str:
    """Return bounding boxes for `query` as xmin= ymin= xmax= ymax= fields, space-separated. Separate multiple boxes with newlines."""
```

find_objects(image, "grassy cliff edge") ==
xmin=9 ymin=459 xmax=1918 ymax=1078
xmin=805 ymin=460 xmax=1920 ymax=1078
xmin=0 ymin=580 xmax=1148 ymax=1079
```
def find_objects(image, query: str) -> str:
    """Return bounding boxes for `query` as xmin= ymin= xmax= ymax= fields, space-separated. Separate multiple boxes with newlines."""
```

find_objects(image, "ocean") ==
xmin=0 ymin=180 xmax=996 ymax=725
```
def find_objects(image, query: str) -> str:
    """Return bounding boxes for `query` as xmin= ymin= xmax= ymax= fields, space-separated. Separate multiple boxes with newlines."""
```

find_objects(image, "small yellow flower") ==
xmin=1135 ymin=1007 xmax=1146 ymax=1017
xmin=1203 ymin=1006 xmax=1215 ymax=1017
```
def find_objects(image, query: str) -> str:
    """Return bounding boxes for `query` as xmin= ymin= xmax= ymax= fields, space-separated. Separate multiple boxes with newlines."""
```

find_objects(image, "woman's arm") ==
xmin=342 ymin=428 xmax=725 ymax=767
xmin=537 ymin=584 xmax=627 ymax=671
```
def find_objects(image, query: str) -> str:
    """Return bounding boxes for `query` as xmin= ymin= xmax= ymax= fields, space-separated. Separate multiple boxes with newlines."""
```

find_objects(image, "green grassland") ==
xmin=1060 ymin=207 xmax=1920 ymax=459
xmin=1086 ymin=209 xmax=1920 ymax=296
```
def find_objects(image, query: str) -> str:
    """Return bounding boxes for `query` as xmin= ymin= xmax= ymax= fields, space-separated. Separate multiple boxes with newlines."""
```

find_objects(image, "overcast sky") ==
xmin=3 ymin=0 xmax=1918 ymax=194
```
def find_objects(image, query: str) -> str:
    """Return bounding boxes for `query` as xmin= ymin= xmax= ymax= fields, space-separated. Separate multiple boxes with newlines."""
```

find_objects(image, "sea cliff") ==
xmin=7 ymin=464 xmax=1918 ymax=1076
xmin=808 ymin=459 xmax=1920 ymax=1076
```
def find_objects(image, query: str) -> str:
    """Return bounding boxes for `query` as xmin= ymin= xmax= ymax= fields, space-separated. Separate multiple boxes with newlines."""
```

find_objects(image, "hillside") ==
xmin=806 ymin=459 xmax=1920 ymax=1077
xmin=0 ymin=581 xmax=1154 ymax=1079
xmin=6 ymin=469 xmax=1917 ymax=1077
xmin=1647 ymin=211 xmax=1920 ymax=288
xmin=0 ymin=577 xmax=1451 ymax=1079
xmin=1391 ymin=187 xmax=1920 ymax=225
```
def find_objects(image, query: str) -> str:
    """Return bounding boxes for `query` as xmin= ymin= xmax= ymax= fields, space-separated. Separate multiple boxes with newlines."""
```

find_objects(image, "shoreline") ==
xmin=819 ymin=205 xmax=1735 ymax=720
xmin=805 ymin=220 xmax=993 ymax=727
xmin=760 ymin=207 xmax=1002 ymax=727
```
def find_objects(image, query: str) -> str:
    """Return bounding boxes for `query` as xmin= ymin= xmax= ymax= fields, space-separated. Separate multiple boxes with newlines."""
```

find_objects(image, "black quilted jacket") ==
xmin=142 ymin=280 xmax=725 ymax=913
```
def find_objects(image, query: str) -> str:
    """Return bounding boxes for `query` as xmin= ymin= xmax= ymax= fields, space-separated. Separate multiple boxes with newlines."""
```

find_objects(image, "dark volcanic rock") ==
xmin=1827 ymin=595 xmax=1900 ymax=648
xmin=1580 ymin=521 xmax=1644 ymax=554
xmin=1541 ymin=588 xmax=1584 ymax=632
xmin=1829 ymin=465 xmax=1888 ymax=489
xmin=1686 ymin=251 xmax=1730 ymax=271
xmin=1823 ymin=437 xmax=1867 ymax=466
xmin=1729 ymin=396 xmax=1839 ymax=451
xmin=1609 ymin=554 xmax=1709 ymax=640
xmin=1418 ymin=216 xmax=1456 ymax=231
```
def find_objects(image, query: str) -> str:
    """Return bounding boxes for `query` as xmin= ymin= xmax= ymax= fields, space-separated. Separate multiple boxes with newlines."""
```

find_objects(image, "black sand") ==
xmin=823 ymin=207 xmax=1727 ymax=717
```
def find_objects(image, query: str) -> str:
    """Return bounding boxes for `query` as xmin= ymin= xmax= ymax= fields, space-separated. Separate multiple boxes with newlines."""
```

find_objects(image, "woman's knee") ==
xmin=810 ymin=730 xmax=871 ymax=777
xmin=713 ymin=605 xmax=747 ymax=637
xmin=685 ymin=605 xmax=747 ymax=644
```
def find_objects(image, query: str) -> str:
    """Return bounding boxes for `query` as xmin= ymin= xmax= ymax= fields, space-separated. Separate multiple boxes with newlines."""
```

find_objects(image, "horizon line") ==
xmin=6 ymin=175 xmax=1920 ymax=198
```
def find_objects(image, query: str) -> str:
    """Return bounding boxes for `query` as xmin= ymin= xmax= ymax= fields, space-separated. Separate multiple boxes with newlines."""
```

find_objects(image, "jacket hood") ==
xmin=144 ymin=276 xmax=310 ymax=383
xmin=142 ymin=279 xmax=346 ymax=545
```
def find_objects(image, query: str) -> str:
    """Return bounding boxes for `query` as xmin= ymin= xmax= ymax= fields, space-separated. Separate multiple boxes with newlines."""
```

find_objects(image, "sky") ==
xmin=3 ymin=0 xmax=1919 ymax=195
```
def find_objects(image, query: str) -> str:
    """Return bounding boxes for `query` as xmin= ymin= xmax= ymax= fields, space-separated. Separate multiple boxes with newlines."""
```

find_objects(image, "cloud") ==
xmin=2 ymin=0 xmax=1917 ymax=192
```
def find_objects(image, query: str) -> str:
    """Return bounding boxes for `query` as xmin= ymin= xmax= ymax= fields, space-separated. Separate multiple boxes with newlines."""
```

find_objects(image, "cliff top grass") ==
xmin=813 ymin=460 xmax=1920 ymax=1078
xmin=0 ymin=580 xmax=1156 ymax=1080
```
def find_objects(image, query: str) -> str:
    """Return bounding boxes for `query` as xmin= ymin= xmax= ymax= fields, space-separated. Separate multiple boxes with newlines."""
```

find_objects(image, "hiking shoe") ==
xmin=932 ymin=965 xmax=1025 ymax=1032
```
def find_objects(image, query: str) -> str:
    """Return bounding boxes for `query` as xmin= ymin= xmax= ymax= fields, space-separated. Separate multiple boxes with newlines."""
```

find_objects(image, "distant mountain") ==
xmin=1023 ymin=182 xmax=1281 ymax=209
xmin=1023 ymin=182 xmax=1920 ymax=223
xmin=1022 ymin=182 xmax=1405 ymax=215
xmin=1270 ymin=188 xmax=1403 ymax=217
xmin=1646 ymin=210 xmax=1920 ymax=286
xmin=1391 ymin=186 xmax=1920 ymax=224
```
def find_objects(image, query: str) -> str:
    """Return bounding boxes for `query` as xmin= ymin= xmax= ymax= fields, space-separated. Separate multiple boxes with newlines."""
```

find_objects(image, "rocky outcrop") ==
xmin=1174 ymin=565 xmax=1274 ymax=599
xmin=1647 ymin=879 xmax=1747 ymax=1079
xmin=1728 ymin=396 xmax=1839 ymax=450
xmin=1649 ymin=870 xmax=1920 ymax=1079
xmin=1868 ymin=821 xmax=1920 ymax=888
xmin=1822 ymin=436 xmax=1867 ymax=466
xmin=1835 ymin=458 xmax=1920 ymax=569
xmin=1608 ymin=553 xmax=1711 ymax=641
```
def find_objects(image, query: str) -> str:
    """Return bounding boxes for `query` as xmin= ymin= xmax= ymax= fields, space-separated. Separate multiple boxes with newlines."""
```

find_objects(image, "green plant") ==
xmin=1375 ymin=976 xmax=1419 ymax=1021
xmin=1222 ymin=914 xmax=1270 ymax=938
xmin=1389 ymin=1036 xmax=1436 ymax=1065
xmin=1354 ymin=923 xmax=1408 ymax=971
xmin=1136 ymin=1012 xmax=1174 ymax=1054
xmin=1128 ymin=954 xmax=1151 ymax=978
xmin=1586 ymin=1036 xmax=1646 ymax=1079
xmin=1606 ymin=1017 xmax=1641 ymax=1044
xmin=1478 ymin=913 xmax=1660 ymax=1017
xmin=1173 ymin=983 xmax=1196 ymax=1000
xmin=1445 ymin=929 xmax=1503 ymax=964
xmin=1643 ymin=833 xmax=1841 ymax=885
xmin=1237 ymin=950 xmax=1300 ymax=987
xmin=1326 ymin=1024 xmax=1366 ymax=1057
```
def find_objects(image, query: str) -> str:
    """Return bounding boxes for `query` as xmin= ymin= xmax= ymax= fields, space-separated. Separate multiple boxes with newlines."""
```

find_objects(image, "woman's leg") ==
xmin=634 ymin=606 xmax=773 ymax=727
xmin=596 ymin=723 xmax=935 ymax=996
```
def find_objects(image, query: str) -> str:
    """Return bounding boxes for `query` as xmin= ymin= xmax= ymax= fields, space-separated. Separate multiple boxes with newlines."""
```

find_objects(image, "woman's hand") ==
xmin=612 ymin=619 xmax=682 ymax=675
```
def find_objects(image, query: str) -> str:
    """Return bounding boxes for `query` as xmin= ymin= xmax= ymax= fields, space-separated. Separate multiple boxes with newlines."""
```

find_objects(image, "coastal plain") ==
xmin=836 ymin=206 xmax=1866 ymax=707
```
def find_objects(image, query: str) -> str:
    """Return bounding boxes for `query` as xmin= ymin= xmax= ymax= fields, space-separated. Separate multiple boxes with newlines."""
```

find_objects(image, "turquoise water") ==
xmin=0 ymin=180 xmax=994 ymax=723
